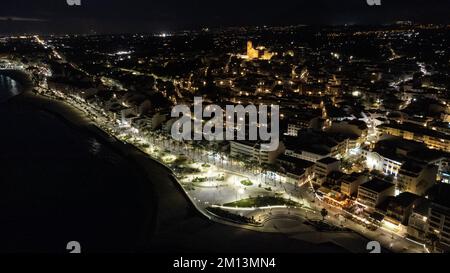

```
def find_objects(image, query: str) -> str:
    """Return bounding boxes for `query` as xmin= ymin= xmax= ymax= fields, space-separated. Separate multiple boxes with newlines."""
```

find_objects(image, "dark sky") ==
xmin=0 ymin=0 xmax=449 ymax=34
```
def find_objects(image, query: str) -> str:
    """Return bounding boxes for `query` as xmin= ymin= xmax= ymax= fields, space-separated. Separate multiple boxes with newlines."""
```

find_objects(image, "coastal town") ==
xmin=1 ymin=23 xmax=450 ymax=253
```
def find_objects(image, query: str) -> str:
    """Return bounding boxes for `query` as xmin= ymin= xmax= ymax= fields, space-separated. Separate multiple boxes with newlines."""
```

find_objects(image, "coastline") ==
xmin=15 ymin=92 xmax=160 ymax=248
xmin=1 ymin=72 xmax=376 ymax=253
xmin=0 ymin=69 xmax=33 ymax=92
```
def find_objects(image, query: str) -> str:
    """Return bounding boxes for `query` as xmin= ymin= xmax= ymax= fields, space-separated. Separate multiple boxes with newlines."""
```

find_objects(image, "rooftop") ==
xmin=428 ymin=183 xmax=450 ymax=208
xmin=378 ymin=122 xmax=450 ymax=141
xmin=360 ymin=178 xmax=395 ymax=193
xmin=317 ymin=156 xmax=340 ymax=165
xmin=399 ymin=161 xmax=425 ymax=176
xmin=277 ymin=154 xmax=315 ymax=169
xmin=389 ymin=192 xmax=421 ymax=208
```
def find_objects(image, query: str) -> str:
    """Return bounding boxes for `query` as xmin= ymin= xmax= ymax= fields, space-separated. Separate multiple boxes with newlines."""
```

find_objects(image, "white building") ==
xmin=230 ymin=140 xmax=285 ymax=164
xmin=314 ymin=157 xmax=341 ymax=184
xmin=362 ymin=149 xmax=403 ymax=177
xmin=286 ymin=123 xmax=302 ymax=137
xmin=134 ymin=112 xmax=167 ymax=131
xmin=285 ymin=148 xmax=330 ymax=163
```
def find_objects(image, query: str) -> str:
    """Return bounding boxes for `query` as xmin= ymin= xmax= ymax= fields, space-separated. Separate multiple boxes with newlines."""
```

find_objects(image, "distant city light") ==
xmin=157 ymin=33 xmax=171 ymax=38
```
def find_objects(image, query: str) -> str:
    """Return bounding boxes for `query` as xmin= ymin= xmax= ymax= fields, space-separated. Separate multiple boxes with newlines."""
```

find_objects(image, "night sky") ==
xmin=0 ymin=0 xmax=449 ymax=34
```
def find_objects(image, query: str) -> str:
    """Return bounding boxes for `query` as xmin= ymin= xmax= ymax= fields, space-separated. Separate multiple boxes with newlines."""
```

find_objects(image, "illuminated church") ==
xmin=246 ymin=41 xmax=274 ymax=60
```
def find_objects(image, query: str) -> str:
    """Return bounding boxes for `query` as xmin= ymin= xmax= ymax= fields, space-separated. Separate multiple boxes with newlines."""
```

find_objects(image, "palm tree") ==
xmin=192 ymin=142 xmax=200 ymax=159
xmin=261 ymin=163 xmax=270 ymax=184
xmin=426 ymin=233 xmax=439 ymax=253
xmin=233 ymin=154 xmax=242 ymax=171
xmin=250 ymin=159 xmax=260 ymax=175
xmin=220 ymin=153 xmax=225 ymax=168
xmin=212 ymin=150 xmax=219 ymax=165
xmin=229 ymin=154 xmax=240 ymax=170
xmin=265 ymin=164 xmax=279 ymax=185
xmin=321 ymin=208 xmax=328 ymax=222
xmin=242 ymin=158 xmax=253 ymax=173
xmin=148 ymin=131 xmax=155 ymax=145
xmin=212 ymin=143 xmax=224 ymax=167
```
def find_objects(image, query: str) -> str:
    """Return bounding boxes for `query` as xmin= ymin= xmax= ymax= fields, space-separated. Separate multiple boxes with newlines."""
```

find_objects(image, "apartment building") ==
xmin=230 ymin=140 xmax=285 ymax=164
xmin=357 ymin=178 xmax=395 ymax=211
xmin=396 ymin=161 xmax=437 ymax=195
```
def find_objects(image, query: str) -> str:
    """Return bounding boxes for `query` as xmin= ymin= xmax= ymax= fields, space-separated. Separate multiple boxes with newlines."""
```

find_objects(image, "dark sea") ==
xmin=0 ymin=74 xmax=155 ymax=252
xmin=0 ymin=74 xmax=21 ymax=102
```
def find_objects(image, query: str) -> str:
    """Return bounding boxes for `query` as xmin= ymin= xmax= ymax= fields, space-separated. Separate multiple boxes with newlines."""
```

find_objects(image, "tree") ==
xmin=261 ymin=163 xmax=271 ymax=184
xmin=426 ymin=233 xmax=439 ymax=253
xmin=229 ymin=154 xmax=240 ymax=169
xmin=220 ymin=153 xmax=225 ymax=168
xmin=321 ymin=208 xmax=328 ymax=221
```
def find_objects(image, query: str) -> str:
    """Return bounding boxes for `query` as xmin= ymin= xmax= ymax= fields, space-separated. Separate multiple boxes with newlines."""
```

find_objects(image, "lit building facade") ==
xmin=378 ymin=122 xmax=450 ymax=152
xmin=396 ymin=163 xmax=437 ymax=196
xmin=357 ymin=179 xmax=395 ymax=210
xmin=362 ymin=149 xmax=403 ymax=177
xmin=230 ymin=140 xmax=285 ymax=164
xmin=428 ymin=203 xmax=450 ymax=250
xmin=246 ymin=41 xmax=274 ymax=61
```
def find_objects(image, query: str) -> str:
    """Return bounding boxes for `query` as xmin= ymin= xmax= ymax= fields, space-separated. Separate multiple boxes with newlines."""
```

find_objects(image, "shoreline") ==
xmin=1 ymin=72 xmax=379 ymax=253
xmin=0 ymin=69 xmax=33 ymax=91
xmin=5 ymin=92 xmax=159 ymax=251
xmin=15 ymin=91 xmax=266 ymax=230
xmin=0 ymin=70 xmax=33 ymax=103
